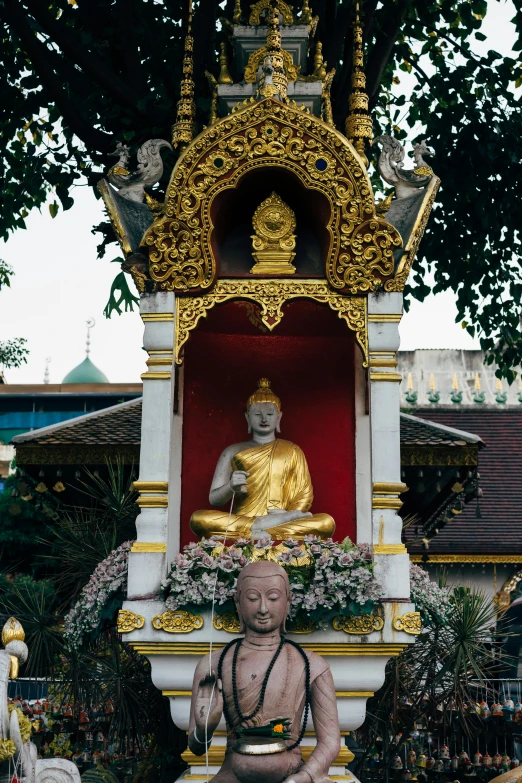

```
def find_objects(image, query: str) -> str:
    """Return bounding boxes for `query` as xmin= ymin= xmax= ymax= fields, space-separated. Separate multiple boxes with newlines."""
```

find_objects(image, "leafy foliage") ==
xmin=1 ymin=2 xmax=522 ymax=366
xmin=0 ymin=259 xmax=29 ymax=369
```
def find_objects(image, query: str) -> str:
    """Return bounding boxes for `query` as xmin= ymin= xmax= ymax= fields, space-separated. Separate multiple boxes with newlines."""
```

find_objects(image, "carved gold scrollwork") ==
xmin=393 ymin=612 xmax=421 ymax=635
xmin=249 ymin=0 xmax=294 ymax=25
xmin=117 ymin=610 xmax=145 ymax=634
xmin=332 ymin=614 xmax=384 ymax=635
xmin=175 ymin=279 xmax=367 ymax=366
xmin=143 ymin=99 xmax=399 ymax=294
xmin=152 ymin=611 xmax=204 ymax=633
xmin=213 ymin=613 xmax=241 ymax=633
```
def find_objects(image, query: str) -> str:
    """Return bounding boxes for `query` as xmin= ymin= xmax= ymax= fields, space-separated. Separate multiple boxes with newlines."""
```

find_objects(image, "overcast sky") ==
xmin=0 ymin=1 xmax=516 ymax=385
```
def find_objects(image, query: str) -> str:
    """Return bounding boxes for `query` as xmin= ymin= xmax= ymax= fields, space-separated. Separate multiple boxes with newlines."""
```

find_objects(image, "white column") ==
xmin=127 ymin=292 xmax=177 ymax=599
xmin=368 ymin=292 xmax=409 ymax=600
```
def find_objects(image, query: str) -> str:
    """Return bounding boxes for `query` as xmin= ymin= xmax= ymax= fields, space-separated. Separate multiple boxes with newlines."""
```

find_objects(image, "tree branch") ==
xmin=365 ymin=0 xmax=410 ymax=105
xmin=3 ymin=0 xmax=112 ymax=152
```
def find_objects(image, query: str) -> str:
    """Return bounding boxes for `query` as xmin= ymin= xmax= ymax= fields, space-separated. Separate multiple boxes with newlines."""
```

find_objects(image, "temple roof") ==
xmin=406 ymin=408 xmax=522 ymax=557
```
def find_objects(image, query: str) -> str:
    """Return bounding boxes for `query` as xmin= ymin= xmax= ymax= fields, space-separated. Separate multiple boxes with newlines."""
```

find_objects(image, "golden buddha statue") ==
xmin=190 ymin=379 xmax=335 ymax=541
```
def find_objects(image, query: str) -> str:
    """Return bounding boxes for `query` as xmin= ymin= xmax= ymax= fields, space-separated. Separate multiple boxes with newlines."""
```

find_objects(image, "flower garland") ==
xmin=161 ymin=536 xmax=383 ymax=627
xmin=64 ymin=540 xmax=133 ymax=650
xmin=409 ymin=563 xmax=451 ymax=621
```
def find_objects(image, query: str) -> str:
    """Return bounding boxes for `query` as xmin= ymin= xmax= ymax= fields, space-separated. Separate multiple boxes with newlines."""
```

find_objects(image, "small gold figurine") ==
xmin=250 ymin=192 xmax=297 ymax=275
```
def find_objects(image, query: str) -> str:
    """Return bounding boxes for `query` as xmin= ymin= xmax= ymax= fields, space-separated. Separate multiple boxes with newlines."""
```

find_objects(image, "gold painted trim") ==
xmin=148 ymin=349 xmax=174 ymax=355
xmin=163 ymin=690 xmax=192 ymax=696
xmin=367 ymin=313 xmax=402 ymax=322
xmin=152 ymin=610 xmax=204 ymax=633
xmin=374 ymin=544 xmax=408 ymax=555
xmin=136 ymin=496 xmax=169 ymax=508
xmin=369 ymin=356 xmax=398 ymax=368
xmin=141 ymin=313 xmax=174 ymax=322
xmin=337 ymin=691 xmax=374 ymax=697
xmin=133 ymin=481 xmax=168 ymax=493
xmin=410 ymin=554 xmax=522 ymax=564
xmin=369 ymin=371 xmax=402 ymax=382
xmin=140 ymin=371 xmax=172 ymax=380
xmin=129 ymin=642 xmax=407 ymax=656
xmin=401 ymin=445 xmax=478 ymax=467
xmin=131 ymin=542 xmax=167 ymax=553
xmin=372 ymin=497 xmax=403 ymax=510
xmin=373 ymin=482 xmax=408 ymax=494
xmin=116 ymin=609 xmax=145 ymax=633
xmin=393 ymin=612 xmax=421 ymax=635
xmin=182 ymin=745 xmax=354 ymax=766
xmin=164 ymin=689 xmax=373 ymax=698
xmin=146 ymin=356 xmax=174 ymax=367
xmin=175 ymin=280 xmax=368 ymax=367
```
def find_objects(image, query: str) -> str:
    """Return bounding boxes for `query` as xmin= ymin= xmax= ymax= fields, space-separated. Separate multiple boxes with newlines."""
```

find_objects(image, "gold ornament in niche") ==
xmin=251 ymin=192 xmax=296 ymax=275
xmin=332 ymin=614 xmax=384 ymax=635
xmin=117 ymin=610 xmax=145 ymax=634
xmin=393 ymin=612 xmax=421 ymax=635
xmin=152 ymin=610 xmax=204 ymax=633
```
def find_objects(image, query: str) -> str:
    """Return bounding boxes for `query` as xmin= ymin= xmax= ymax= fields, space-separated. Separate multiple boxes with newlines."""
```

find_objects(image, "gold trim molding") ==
xmin=152 ymin=610 xmax=204 ymax=633
xmin=175 ymin=280 xmax=368 ymax=366
xmin=410 ymin=554 xmax=522 ymax=564
xmin=130 ymin=641 xmax=407 ymax=656
xmin=164 ymin=689 xmax=374 ymax=698
xmin=140 ymin=371 xmax=172 ymax=380
xmin=374 ymin=544 xmax=408 ymax=555
xmin=141 ymin=312 xmax=174 ymax=322
xmin=367 ymin=313 xmax=402 ymax=322
xmin=369 ymin=371 xmax=402 ymax=383
xmin=133 ymin=481 xmax=168 ymax=493
xmin=146 ymin=356 xmax=173 ymax=367
xmin=393 ymin=612 xmax=421 ymax=635
xmin=117 ymin=609 xmax=145 ymax=633
xmin=372 ymin=497 xmax=403 ymax=510
xmin=369 ymin=356 xmax=397 ymax=368
xmin=131 ymin=542 xmax=167 ymax=552
xmin=332 ymin=614 xmax=384 ymax=635
xmin=373 ymin=482 xmax=408 ymax=494
xmin=182 ymin=745 xmax=354 ymax=767
xmin=136 ymin=496 xmax=169 ymax=508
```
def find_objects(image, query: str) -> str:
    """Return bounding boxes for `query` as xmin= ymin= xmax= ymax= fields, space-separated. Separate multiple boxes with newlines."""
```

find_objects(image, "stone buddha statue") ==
xmin=188 ymin=561 xmax=341 ymax=783
xmin=190 ymin=379 xmax=335 ymax=541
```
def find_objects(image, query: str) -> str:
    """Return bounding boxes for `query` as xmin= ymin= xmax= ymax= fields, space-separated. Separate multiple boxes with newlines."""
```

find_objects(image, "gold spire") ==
xmin=312 ymin=41 xmax=327 ymax=79
xmin=172 ymin=0 xmax=197 ymax=149
xmin=233 ymin=0 xmax=242 ymax=24
xmin=345 ymin=1 xmax=372 ymax=165
xmin=257 ymin=2 xmax=288 ymax=102
xmin=218 ymin=41 xmax=233 ymax=84
xmin=299 ymin=0 xmax=313 ymax=26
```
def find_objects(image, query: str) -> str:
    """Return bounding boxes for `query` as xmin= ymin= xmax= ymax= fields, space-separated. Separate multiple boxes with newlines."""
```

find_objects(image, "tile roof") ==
xmin=406 ymin=408 xmax=522 ymax=555
xmin=400 ymin=412 xmax=483 ymax=447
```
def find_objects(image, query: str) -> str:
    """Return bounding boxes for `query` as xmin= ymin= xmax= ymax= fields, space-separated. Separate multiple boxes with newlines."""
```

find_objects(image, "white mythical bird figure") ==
xmin=107 ymin=138 xmax=172 ymax=203
xmin=374 ymin=135 xmax=435 ymax=199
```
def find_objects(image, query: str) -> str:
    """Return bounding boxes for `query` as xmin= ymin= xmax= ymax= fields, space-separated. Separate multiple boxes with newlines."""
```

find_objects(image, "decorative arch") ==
xmin=142 ymin=98 xmax=402 ymax=294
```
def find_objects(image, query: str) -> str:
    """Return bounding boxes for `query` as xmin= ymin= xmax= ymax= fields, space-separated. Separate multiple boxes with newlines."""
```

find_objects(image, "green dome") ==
xmin=62 ymin=357 xmax=109 ymax=384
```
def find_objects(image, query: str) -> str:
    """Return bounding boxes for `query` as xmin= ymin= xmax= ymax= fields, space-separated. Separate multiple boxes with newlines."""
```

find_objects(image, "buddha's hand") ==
xmin=194 ymin=672 xmax=223 ymax=737
xmin=229 ymin=470 xmax=250 ymax=494
xmin=251 ymin=509 xmax=312 ymax=534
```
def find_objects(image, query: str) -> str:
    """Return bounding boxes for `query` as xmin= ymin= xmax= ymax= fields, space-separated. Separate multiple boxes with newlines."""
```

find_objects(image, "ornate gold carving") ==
xmin=345 ymin=4 xmax=372 ymax=163
xmin=117 ymin=609 xmax=145 ymax=633
xmin=249 ymin=0 xmax=294 ymax=26
xmin=205 ymin=70 xmax=219 ymax=126
xmin=174 ymin=279 xmax=368 ymax=366
xmin=97 ymin=179 xmax=133 ymax=256
xmin=130 ymin=542 xmax=167 ymax=552
xmin=393 ymin=612 xmax=421 ymax=635
xmin=2 ymin=617 xmax=25 ymax=647
xmin=287 ymin=617 xmax=316 ymax=634
xmin=410 ymin=554 xmax=522 ymax=564
xmin=152 ymin=610 xmax=204 ymax=633
xmin=385 ymin=177 xmax=440 ymax=292
xmin=373 ymin=544 xmax=407 ymax=554
xmin=497 ymin=570 xmax=522 ymax=612
xmin=213 ymin=612 xmax=241 ymax=633
xmin=244 ymin=46 xmax=298 ymax=86
xmin=143 ymin=99 xmax=399 ymax=294
xmin=172 ymin=6 xmax=197 ymax=148
xmin=251 ymin=192 xmax=296 ymax=274
xmin=401 ymin=446 xmax=478 ymax=467
xmin=332 ymin=614 xmax=384 ymax=635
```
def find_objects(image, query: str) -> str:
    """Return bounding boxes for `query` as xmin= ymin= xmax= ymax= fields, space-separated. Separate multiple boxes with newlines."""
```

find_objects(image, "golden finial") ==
xmin=429 ymin=372 xmax=436 ymax=391
xmin=474 ymin=372 xmax=481 ymax=391
xmin=218 ymin=41 xmax=234 ymax=84
xmin=2 ymin=617 xmax=25 ymax=647
xmin=299 ymin=0 xmax=313 ymax=26
xmin=205 ymin=71 xmax=219 ymax=125
xmin=312 ymin=41 xmax=327 ymax=80
xmin=345 ymin=1 xmax=372 ymax=166
xmin=233 ymin=0 xmax=242 ymax=24
xmin=321 ymin=68 xmax=336 ymax=127
xmin=247 ymin=378 xmax=282 ymax=412
xmin=452 ymin=372 xmax=459 ymax=391
xmin=172 ymin=0 xmax=197 ymax=149
xmin=257 ymin=2 xmax=289 ymax=102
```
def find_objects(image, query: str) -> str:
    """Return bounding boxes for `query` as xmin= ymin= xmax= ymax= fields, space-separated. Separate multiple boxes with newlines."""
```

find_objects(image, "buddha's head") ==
xmin=245 ymin=378 xmax=282 ymax=438
xmin=235 ymin=560 xmax=290 ymax=635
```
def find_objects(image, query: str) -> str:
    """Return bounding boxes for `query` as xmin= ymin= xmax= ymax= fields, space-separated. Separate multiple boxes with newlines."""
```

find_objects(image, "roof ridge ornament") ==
xmin=249 ymin=0 xmax=294 ymax=26
xmin=256 ymin=2 xmax=290 ymax=101
xmin=345 ymin=1 xmax=372 ymax=166
xmin=172 ymin=0 xmax=197 ymax=149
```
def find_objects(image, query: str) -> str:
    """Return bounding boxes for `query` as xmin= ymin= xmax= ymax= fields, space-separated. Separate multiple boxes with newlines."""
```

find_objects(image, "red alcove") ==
xmin=180 ymin=300 xmax=357 ymax=546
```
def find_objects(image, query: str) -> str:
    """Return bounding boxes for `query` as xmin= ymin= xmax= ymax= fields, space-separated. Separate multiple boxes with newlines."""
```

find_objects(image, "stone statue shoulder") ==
xmin=301 ymin=647 xmax=331 ymax=684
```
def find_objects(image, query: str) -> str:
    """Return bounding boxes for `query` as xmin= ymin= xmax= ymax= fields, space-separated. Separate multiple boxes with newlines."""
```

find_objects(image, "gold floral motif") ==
xmin=174 ymin=279 xmax=368 ymax=366
xmin=143 ymin=98 xmax=398 ymax=294
xmin=393 ymin=612 xmax=421 ymax=635
xmin=332 ymin=614 xmax=384 ymax=635
xmin=213 ymin=612 xmax=241 ymax=633
xmin=249 ymin=0 xmax=294 ymax=25
xmin=152 ymin=610 xmax=204 ymax=633
xmin=287 ymin=617 xmax=316 ymax=634
xmin=117 ymin=610 xmax=145 ymax=634
xmin=384 ymin=177 xmax=440 ymax=292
